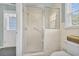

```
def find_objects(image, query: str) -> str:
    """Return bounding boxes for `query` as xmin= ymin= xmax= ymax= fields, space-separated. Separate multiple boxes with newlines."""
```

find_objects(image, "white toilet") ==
xmin=51 ymin=40 xmax=79 ymax=56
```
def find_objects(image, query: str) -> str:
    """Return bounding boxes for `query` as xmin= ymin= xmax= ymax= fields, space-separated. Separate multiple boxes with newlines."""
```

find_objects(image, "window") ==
xmin=4 ymin=11 xmax=16 ymax=30
xmin=65 ymin=3 xmax=79 ymax=28
xmin=9 ymin=16 xmax=16 ymax=30
xmin=71 ymin=3 xmax=79 ymax=25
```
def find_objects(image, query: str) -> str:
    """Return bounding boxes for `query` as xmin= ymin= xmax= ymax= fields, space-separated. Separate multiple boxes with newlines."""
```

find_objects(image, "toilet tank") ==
xmin=64 ymin=40 xmax=79 ymax=56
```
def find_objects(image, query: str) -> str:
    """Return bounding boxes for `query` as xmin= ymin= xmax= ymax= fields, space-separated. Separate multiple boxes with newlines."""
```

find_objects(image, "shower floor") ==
xmin=23 ymin=52 xmax=50 ymax=56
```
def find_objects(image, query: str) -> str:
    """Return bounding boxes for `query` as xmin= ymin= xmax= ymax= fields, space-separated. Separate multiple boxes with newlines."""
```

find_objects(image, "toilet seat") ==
xmin=51 ymin=51 xmax=71 ymax=56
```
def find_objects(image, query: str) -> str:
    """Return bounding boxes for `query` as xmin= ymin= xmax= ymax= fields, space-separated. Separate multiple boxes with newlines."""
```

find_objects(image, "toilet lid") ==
xmin=51 ymin=51 xmax=71 ymax=56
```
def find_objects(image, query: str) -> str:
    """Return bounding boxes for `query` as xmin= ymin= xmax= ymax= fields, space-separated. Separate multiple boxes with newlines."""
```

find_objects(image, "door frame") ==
xmin=16 ymin=3 xmax=23 ymax=56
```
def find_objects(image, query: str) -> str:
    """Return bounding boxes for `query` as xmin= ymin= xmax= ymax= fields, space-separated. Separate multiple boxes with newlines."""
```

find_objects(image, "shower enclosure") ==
xmin=16 ymin=3 xmax=60 ymax=55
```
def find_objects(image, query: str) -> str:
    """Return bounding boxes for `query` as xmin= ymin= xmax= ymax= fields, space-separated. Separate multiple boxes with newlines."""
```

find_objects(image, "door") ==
xmin=23 ymin=6 xmax=43 ymax=53
xmin=3 ymin=10 xmax=16 ymax=47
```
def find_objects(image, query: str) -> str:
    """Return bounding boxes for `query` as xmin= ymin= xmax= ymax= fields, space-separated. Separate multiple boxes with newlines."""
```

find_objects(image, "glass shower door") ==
xmin=23 ymin=6 xmax=43 ymax=53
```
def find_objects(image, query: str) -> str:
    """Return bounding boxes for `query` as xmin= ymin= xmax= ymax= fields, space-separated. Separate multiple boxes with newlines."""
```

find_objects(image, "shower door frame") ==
xmin=16 ymin=3 xmax=60 ymax=56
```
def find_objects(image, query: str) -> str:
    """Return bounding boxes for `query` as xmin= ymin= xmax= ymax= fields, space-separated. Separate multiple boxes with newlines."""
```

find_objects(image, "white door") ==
xmin=23 ymin=7 xmax=43 ymax=53
xmin=3 ymin=11 xmax=16 ymax=47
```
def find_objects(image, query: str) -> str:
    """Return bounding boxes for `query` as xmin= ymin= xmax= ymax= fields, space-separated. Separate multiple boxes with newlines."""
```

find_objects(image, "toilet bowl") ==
xmin=51 ymin=40 xmax=79 ymax=56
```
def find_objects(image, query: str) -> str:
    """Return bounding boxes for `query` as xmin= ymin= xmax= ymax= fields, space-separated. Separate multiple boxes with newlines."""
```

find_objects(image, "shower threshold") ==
xmin=23 ymin=51 xmax=50 ymax=56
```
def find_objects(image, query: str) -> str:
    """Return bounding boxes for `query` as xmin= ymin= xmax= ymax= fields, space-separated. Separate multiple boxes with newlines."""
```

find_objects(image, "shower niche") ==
xmin=22 ymin=4 xmax=60 ymax=55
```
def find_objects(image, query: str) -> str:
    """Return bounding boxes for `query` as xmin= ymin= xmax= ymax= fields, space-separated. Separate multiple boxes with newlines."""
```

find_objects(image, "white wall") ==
xmin=44 ymin=29 xmax=60 ymax=54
